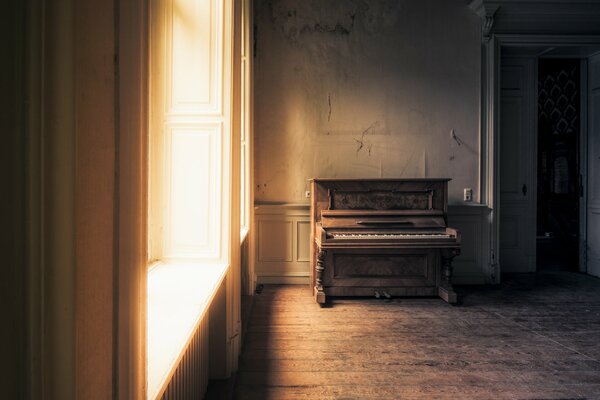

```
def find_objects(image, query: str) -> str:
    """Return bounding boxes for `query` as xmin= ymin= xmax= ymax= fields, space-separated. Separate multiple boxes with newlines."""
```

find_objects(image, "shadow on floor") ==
xmin=211 ymin=271 xmax=600 ymax=399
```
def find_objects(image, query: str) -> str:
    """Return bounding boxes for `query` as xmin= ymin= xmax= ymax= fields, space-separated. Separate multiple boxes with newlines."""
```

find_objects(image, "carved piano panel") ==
xmin=310 ymin=179 xmax=461 ymax=305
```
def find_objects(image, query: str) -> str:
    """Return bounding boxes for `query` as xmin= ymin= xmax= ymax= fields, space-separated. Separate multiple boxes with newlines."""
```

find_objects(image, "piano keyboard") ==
xmin=329 ymin=232 xmax=452 ymax=239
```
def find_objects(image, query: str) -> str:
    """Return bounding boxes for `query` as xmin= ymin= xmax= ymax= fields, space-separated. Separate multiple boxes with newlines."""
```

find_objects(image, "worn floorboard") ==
xmin=234 ymin=271 xmax=600 ymax=399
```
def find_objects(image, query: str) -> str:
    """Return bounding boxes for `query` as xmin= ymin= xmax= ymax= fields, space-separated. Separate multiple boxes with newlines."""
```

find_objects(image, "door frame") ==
xmin=580 ymin=58 xmax=588 ymax=273
xmin=482 ymin=34 xmax=600 ymax=281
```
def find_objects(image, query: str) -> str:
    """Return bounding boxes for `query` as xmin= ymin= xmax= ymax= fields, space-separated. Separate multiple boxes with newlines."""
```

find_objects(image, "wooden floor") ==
xmin=234 ymin=272 xmax=600 ymax=399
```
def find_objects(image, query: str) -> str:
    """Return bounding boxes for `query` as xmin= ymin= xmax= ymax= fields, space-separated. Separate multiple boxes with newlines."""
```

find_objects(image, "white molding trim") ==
xmin=257 ymin=276 xmax=310 ymax=285
xmin=469 ymin=1 xmax=600 ymax=34
xmin=468 ymin=0 xmax=499 ymax=43
xmin=480 ymin=33 xmax=600 ymax=283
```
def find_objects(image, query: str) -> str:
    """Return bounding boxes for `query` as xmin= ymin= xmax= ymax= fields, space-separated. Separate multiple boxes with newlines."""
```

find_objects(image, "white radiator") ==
xmin=158 ymin=317 xmax=209 ymax=399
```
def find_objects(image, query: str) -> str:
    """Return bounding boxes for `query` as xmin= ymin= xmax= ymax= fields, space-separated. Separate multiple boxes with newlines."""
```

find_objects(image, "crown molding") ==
xmin=468 ymin=0 xmax=600 ymax=41
xmin=468 ymin=0 xmax=499 ymax=42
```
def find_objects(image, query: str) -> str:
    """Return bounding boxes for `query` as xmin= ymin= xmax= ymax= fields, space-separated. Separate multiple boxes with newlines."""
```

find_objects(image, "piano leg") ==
xmin=438 ymin=249 xmax=460 ymax=304
xmin=314 ymin=249 xmax=327 ymax=305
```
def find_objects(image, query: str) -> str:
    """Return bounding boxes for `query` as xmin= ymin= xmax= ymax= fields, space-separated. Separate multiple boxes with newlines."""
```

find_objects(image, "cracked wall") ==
xmin=254 ymin=0 xmax=481 ymax=203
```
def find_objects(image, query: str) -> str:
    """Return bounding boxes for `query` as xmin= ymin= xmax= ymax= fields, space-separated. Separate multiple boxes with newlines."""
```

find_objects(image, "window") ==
xmin=149 ymin=0 xmax=234 ymax=264
xmin=240 ymin=0 xmax=252 ymax=235
xmin=146 ymin=0 xmax=241 ymax=397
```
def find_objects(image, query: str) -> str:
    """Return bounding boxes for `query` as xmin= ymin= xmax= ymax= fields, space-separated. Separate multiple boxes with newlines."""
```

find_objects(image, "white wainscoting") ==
xmin=253 ymin=203 xmax=491 ymax=286
xmin=448 ymin=205 xmax=491 ymax=285
xmin=254 ymin=204 xmax=310 ymax=284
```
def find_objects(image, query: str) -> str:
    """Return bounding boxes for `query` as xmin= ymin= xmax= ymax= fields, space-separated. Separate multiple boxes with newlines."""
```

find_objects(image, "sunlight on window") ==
xmin=149 ymin=0 xmax=226 ymax=263
xmin=147 ymin=0 xmax=237 ymax=397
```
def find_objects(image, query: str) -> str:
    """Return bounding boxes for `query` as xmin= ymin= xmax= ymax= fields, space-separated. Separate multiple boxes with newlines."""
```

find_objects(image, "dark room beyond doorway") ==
xmin=537 ymin=58 xmax=581 ymax=272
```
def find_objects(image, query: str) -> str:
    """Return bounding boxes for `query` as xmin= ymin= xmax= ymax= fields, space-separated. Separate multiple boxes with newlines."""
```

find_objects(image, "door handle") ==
xmin=522 ymin=184 xmax=527 ymax=196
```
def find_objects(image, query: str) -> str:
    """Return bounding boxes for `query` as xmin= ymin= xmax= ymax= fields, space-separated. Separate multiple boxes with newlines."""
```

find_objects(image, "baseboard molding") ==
xmin=256 ymin=276 xmax=309 ymax=285
xmin=453 ymin=274 xmax=487 ymax=285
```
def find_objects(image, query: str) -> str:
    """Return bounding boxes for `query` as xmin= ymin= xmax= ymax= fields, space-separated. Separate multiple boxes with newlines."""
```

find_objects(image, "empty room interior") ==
xmin=3 ymin=0 xmax=600 ymax=399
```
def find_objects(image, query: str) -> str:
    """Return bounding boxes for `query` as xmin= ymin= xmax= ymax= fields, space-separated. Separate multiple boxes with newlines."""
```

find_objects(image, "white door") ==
xmin=499 ymin=57 xmax=537 ymax=272
xmin=587 ymin=54 xmax=600 ymax=277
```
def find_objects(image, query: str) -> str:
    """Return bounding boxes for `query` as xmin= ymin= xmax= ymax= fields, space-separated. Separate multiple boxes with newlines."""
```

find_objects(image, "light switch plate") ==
xmin=464 ymin=188 xmax=472 ymax=202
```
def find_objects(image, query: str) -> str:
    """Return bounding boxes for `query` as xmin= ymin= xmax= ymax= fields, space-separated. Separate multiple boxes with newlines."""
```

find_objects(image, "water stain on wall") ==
xmin=254 ymin=0 xmax=481 ymax=203
xmin=268 ymin=0 xmax=404 ymax=41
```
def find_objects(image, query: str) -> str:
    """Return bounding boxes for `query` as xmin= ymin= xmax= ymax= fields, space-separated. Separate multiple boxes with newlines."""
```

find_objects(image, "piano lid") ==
xmin=311 ymin=178 xmax=450 ymax=225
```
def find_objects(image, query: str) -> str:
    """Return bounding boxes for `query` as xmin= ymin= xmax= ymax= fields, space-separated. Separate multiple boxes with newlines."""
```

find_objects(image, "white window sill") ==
xmin=147 ymin=262 xmax=228 ymax=400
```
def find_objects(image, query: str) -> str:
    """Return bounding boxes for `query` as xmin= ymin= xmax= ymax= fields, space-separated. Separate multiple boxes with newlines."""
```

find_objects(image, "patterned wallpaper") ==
xmin=538 ymin=62 xmax=579 ymax=136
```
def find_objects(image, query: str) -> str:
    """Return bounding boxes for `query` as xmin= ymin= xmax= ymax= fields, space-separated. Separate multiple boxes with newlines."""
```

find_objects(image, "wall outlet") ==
xmin=464 ymin=188 xmax=473 ymax=202
xmin=305 ymin=190 xmax=311 ymax=198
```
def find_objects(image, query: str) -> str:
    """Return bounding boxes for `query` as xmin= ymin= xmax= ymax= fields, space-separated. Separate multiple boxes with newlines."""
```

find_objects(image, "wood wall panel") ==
xmin=296 ymin=221 xmax=311 ymax=262
xmin=499 ymin=213 xmax=520 ymax=249
xmin=167 ymin=0 xmax=221 ymax=115
xmin=499 ymin=97 xmax=523 ymax=196
xmin=590 ymin=90 xmax=600 ymax=206
xmin=74 ymin=0 xmax=115 ymax=398
xmin=258 ymin=220 xmax=293 ymax=262
xmin=448 ymin=205 xmax=490 ymax=284
xmin=254 ymin=205 xmax=310 ymax=284
xmin=589 ymin=211 xmax=600 ymax=266
xmin=587 ymin=55 xmax=600 ymax=277
xmin=164 ymin=124 xmax=221 ymax=259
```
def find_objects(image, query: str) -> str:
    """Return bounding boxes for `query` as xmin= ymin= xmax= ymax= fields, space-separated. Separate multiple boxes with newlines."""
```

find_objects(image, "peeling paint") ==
xmin=268 ymin=0 xmax=404 ymax=42
xmin=450 ymin=129 xmax=463 ymax=146
xmin=255 ymin=0 xmax=481 ymax=203
xmin=269 ymin=0 xmax=357 ymax=40
xmin=354 ymin=121 xmax=379 ymax=156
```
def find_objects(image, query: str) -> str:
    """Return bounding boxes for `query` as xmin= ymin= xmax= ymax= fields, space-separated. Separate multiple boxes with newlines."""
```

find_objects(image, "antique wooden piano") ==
xmin=310 ymin=178 xmax=461 ymax=305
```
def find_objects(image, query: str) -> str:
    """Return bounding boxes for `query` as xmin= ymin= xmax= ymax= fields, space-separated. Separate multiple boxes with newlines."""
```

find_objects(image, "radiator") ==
xmin=158 ymin=317 xmax=209 ymax=400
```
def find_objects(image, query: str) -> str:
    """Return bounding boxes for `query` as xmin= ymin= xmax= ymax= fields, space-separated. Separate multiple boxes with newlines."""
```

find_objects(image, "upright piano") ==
xmin=310 ymin=178 xmax=461 ymax=305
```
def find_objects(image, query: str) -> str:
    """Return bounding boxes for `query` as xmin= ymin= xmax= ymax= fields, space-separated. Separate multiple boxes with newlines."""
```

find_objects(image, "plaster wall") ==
xmin=254 ymin=0 xmax=481 ymax=204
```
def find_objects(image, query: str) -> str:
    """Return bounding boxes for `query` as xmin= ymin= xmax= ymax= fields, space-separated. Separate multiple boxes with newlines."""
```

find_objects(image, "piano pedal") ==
xmin=382 ymin=290 xmax=392 ymax=299
xmin=374 ymin=290 xmax=381 ymax=299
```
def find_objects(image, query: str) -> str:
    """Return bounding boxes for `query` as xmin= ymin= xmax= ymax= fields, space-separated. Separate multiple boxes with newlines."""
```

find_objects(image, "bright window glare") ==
xmin=147 ymin=262 xmax=227 ymax=400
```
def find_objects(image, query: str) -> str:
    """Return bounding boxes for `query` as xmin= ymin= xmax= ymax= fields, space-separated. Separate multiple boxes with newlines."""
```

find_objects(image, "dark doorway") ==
xmin=537 ymin=59 xmax=581 ymax=271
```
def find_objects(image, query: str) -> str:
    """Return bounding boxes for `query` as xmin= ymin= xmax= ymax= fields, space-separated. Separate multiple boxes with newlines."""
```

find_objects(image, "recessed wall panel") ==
xmin=165 ymin=124 xmax=221 ymax=258
xmin=258 ymin=220 xmax=293 ymax=262
xmin=254 ymin=205 xmax=311 ymax=282
xmin=168 ymin=0 xmax=221 ymax=114
xmin=296 ymin=221 xmax=310 ymax=262
xmin=500 ymin=98 xmax=522 ymax=195
xmin=590 ymin=90 xmax=600 ymax=205
xmin=588 ymin=211 xmax=600 ymax=275
xmin=499 ymin=214 xmax=519 ymax=249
